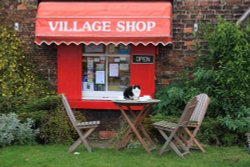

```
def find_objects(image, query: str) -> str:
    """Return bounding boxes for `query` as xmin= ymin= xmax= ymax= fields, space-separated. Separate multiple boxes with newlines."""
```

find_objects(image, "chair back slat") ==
xmin=62 ymin=94 xmax=77 ymax=126
xmin=190 ymin=94 xmax=210 ymax=124
xmin=178 ymin=97 xmax=198 ymax=126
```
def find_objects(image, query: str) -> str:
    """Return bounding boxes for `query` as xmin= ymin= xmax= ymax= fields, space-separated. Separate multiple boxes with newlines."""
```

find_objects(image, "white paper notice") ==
xmin=83 ymin=82 xmax=94 ymax=91
xmin=96 ymin=71 xmax=105 ymax=84
xmin=114 ymin=58 xmax=120 ymax=63
xmin=94 ymin=58 xmax=100 ymax=62
xmin=119 ymin=64 xmax=129 ymax=71
xmin=109 ymin=63 xmax=119 ymax=77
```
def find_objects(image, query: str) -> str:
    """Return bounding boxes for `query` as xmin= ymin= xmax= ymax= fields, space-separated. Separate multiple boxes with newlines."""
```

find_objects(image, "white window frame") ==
xmin=82 ymin=48 xmax=130 ymax=100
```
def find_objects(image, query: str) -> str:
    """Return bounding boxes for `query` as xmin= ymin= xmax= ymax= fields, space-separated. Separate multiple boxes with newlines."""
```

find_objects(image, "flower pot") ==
xmin=99 ymin=130 xmax=115 ymax=140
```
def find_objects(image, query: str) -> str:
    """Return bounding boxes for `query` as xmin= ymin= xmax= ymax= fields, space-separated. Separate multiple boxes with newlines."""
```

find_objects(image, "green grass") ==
xmin=0 ymin=145 xmax=249 ymax=167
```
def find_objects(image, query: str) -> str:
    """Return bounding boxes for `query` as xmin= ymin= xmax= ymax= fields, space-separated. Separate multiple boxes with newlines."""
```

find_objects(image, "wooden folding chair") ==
xmin=61 ymin=94 xmax=100 ymax=152
xmin=153 ymin=97 xmax=198 ymax=157
xmin=184 ymin=93 xmax=210 ymax=152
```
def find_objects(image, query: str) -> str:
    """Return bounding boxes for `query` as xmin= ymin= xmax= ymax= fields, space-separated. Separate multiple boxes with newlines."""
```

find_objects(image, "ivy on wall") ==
xmin=0 ymin=26 xmax=51 ymax=113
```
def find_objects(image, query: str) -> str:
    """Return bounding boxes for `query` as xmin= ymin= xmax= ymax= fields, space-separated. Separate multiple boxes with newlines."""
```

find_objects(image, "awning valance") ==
xmin=35 ymin=2 xmax=172 ymax=46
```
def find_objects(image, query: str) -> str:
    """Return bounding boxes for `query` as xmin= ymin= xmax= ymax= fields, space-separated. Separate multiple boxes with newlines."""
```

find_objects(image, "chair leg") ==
xmin=158 ymin=129 xmax=186 ymax=158
xmin=158 ymin=129 xmax=171 ymax=154
xmin=173 ymin=135 xmax=190 ymax=154
xmin=178 ymin=131 xmax=188 ymax=146
xmin=169 ymin=141 xmax=185 ymax=158
xmin=79 ymin=128 xmax=95 ymax=152
xmin=185 ymin=128 xmax=205 ymax=152
xmin=70 ymin=127 xmax=96 ymax=153
xmin=69 ymin=138 xmax=82 ymax=153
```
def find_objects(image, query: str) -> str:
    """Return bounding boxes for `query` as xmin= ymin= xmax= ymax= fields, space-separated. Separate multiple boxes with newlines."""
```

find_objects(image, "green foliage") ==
xmin=40 ymin=106 xmax=74 ymax=144
xmin=153 ymin=18 xmax=250 ymax=145
xmin=17 ymin=95 xmax=63 ymax=130
xmin=154 ymin=82 xmax=200 ymax=116
xmin=0 ymin=25 xmax=63 ymax=144
xmin=0 ymin=26 xmax=51 ymax=113
xmin=0 ymin=113 xmax=39 ymax=147
xmin=17 ymin=95 xmax=80 ymax=144
xmin=194 ymin=18 xmax=250 ymax=133
xmin=154 ymin=83 xmax=185 ymax=115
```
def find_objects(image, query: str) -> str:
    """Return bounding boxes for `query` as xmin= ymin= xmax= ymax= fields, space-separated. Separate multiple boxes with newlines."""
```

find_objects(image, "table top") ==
xmin=112 ymin=99 xmax=160 ymax=105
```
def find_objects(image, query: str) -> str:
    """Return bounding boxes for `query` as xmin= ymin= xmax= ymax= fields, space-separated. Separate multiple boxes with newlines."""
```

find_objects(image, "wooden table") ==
xmin=112 ymin=99 xmax=160 ymax=154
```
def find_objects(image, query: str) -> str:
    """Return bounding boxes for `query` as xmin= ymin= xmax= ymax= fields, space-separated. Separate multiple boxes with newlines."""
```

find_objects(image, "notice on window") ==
xmin=87 ymin=58 xmax=94 ymax=68
xmin=114 ymin=58 xmax=120 ymax=63
xmin=94 ymin=58 xmax=100 ymax=62
xmin=119 ymin=64 xmax=129 ymax=71
xmin=83 ymin=82 xmax=94 ymax=91
xmin=109 ymin=63 xmax=119 ymax=77
xmin=120 ymin=57 xmax=127 ymax=62
xmin=95 ymin=71 xmax=105 ymax=84
xmin=96 ymin=64 xmax=105 ymax=71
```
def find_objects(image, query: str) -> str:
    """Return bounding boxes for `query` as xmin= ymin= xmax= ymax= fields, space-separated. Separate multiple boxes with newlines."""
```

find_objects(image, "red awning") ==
xmin=35 ymin=2 xmax=172 ymax=46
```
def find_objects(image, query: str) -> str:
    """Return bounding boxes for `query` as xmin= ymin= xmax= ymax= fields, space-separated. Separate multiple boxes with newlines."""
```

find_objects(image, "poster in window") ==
xmin=114 ymin=58 xmax=120 ymax=63
xmin=96 ymin=64 xmax=105 ymax=71
xmin=108 ymin=44 xmax=116 ymax=54
xmin=84 ymin=44 xmax=105 ymax=53
xmin=118 ymin=44 xmax=130 ymax=54
xmin=109 ymin=63 xmax=119 ymax=77
xmin=87 ymin=58 xmax=94 ymax=68
xmin=119 ymin=64 xmax=129 ymax=71
xmin=94 ymin=58 xmax=100 ymax=62
xmin=83 ymin=82 xmax=94 ymax=91
xmin=95 ymin=71 xmax=105 ymax=84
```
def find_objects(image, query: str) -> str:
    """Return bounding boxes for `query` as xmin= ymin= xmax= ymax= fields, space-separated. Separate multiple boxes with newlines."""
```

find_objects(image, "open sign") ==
xmin=133 ymin=55 xmax=154 ymax=64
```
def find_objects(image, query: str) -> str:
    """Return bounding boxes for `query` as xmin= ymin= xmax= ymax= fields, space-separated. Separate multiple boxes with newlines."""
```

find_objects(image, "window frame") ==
xmin=82 ymin=47 xmax=130 ymax=100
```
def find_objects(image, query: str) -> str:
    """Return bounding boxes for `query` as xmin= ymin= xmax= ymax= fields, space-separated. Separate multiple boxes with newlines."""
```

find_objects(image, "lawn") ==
xmin=0 ymin=144 xmax=249 ymax=167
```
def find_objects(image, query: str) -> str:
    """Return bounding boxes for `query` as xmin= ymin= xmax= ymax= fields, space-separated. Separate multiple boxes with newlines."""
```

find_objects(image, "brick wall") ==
xmin=0 ymin=0 xmax=57 ymax=89
xmin=156 ymin=0 xmax=250 ymax=85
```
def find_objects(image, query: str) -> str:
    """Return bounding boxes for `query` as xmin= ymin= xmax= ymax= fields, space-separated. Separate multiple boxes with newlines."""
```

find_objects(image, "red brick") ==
xmin=184 ymin=41 xmax=194 ymax=46
xmin=161 ymin=79 xmax=170 ymax=85
xmin=183 ymin=27 xmax=193 ymax=33
xmin=17 ymin=3 xmax=27 ymax=10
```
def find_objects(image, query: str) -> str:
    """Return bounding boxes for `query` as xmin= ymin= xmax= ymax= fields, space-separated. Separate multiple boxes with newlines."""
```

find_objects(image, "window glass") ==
xmin=82 ymin=44 xmax=130 ymax=99
xmin=108 ymin=56 xmax=130 ymax=91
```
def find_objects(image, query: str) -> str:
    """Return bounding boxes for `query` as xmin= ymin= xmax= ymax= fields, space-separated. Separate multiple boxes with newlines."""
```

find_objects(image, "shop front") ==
xmin=35 ymin=1 xmax=172 ymax=109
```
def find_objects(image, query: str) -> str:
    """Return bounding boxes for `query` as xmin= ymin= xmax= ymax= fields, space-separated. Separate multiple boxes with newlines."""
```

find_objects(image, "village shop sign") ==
xmin=48 ymin=21 xmax=156 ymax=32
xmin=35 ymin=2 xmax=172 ymax=45
xmin=36 ymin=19 xmax=170 ymax=36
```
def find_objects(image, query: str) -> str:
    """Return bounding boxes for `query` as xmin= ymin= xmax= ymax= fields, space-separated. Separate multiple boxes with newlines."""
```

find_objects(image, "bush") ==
xmin=0 ymin=113 xmax=39 ymax=147
xmin=17 ymin=95 xmax=62 ymax=129
xmin=17 ymin=95 xmax=86 ymax=144
xmin=154 ymin=82 xmax=199 ymax=116
xmin=40 ymin=106 xmax=75 ymax=144
xmin=194 ymin=18 xmax=250 ymax=134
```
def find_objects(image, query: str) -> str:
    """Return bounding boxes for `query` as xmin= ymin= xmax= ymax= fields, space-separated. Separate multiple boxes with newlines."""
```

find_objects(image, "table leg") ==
xmin=133 ymin=104 xmax=156 ymax=150
xmin=116 ymin=105 xmax=151 ymax=154
xmin=117 ymin=106 xmax=145 ymax=149
xmin=117 ymin=104 xmax=156 ymax=150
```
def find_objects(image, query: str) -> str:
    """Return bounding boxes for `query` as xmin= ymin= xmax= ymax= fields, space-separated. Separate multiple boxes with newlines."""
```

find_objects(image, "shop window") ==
xmin=82 ymin=44 xmax=130 ymax=100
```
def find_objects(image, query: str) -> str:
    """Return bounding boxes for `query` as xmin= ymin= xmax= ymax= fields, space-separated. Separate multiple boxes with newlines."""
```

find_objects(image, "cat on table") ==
xmin=123 ymin=85 xmax=141 ymax=100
